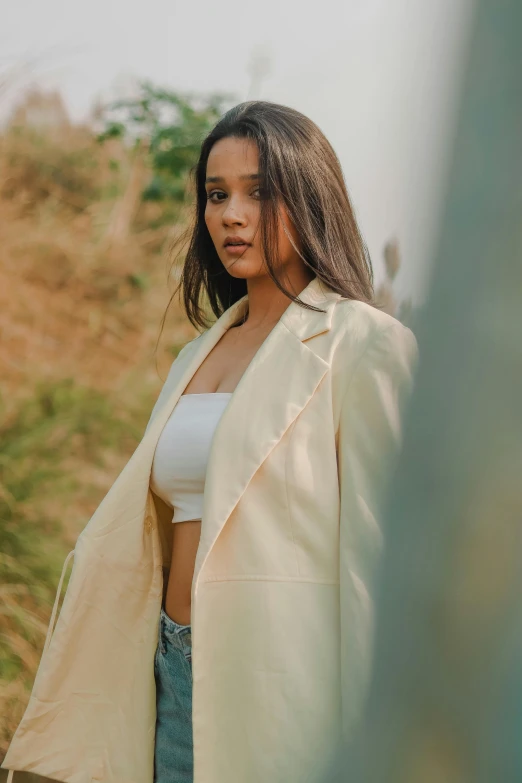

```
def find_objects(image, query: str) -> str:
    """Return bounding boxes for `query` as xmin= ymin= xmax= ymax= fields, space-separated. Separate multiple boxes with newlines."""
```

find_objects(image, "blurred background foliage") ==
xmin=97 ymin=84 xmax=231 ymax=203
xmin=0 ymin=80 xmax=412 ymax=756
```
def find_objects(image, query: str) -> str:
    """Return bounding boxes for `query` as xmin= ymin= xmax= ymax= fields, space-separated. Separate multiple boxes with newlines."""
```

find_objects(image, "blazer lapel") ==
xmin=193 ymin=276 xmax=342 ymax=582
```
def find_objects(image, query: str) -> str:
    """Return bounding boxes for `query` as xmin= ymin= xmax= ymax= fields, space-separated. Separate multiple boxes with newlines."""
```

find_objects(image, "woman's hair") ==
xmin=174 ymin=100 xmax=374 ymax=329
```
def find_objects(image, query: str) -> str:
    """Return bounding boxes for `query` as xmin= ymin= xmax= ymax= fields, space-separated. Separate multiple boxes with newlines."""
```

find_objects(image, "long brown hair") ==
xmin=174 ymin=101 xmax=374 ymax=330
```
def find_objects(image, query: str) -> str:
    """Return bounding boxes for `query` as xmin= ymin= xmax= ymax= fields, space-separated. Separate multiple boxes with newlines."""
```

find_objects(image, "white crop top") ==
xmin=150 ymin=393 xmax=232 ymax=523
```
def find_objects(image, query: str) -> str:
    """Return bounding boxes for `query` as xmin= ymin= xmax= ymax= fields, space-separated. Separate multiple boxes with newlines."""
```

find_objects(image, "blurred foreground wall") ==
xmin=325 ymin=1 xmax=522 ymax=781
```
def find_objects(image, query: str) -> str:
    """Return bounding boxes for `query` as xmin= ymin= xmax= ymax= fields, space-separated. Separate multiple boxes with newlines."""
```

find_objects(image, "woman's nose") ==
xmin=222 ymin=199 xmax=247 ymax=227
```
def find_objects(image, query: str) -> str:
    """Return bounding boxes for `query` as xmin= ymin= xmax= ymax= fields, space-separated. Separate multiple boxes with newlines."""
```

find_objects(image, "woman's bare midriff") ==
xmin=163 ymin=313 xmax=284 ymax=626
xmin=164 ymin=520 xmax=202 ymax=625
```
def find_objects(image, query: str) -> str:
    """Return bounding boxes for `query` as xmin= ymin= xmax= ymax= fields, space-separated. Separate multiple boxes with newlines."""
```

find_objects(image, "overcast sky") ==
xmin=2 ymin=0 xmax=474 ymax=302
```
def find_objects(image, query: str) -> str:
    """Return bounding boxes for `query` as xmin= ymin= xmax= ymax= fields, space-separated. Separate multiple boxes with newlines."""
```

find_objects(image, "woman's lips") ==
xmin=224 ymin=243 xmax=250 ymax=256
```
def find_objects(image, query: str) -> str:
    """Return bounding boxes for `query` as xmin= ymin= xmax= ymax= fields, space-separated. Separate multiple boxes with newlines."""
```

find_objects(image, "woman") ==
xmin=3 ymin=101 xmax=417 ymax=783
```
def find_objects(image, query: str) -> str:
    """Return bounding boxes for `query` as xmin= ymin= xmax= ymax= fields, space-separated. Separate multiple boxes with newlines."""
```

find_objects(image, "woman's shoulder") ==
xmin=330 ymin=297 xmax=418 ymax=371
xmin=175 ymin=331 xmax=205 ymax=358
xmin=162 ymin=332 xmax=206 ymax=382
xmin=333 ymin=296 xmax=408 ymax=334
xmin=144 ymin=332 xmax=207 ymax=433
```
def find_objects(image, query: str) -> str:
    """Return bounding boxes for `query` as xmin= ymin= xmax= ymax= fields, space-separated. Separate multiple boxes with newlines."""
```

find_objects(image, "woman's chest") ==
xmin=182 ymin=324 xmax=276 ymax=394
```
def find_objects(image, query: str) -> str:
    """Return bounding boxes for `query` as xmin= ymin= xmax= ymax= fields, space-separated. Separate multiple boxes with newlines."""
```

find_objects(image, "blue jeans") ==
xmin=154 ymin=606 xmax=193 ymax=783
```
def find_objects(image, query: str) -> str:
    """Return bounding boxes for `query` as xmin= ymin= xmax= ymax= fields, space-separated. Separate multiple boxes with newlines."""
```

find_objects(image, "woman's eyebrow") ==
xmin=205 ymin=173 xmax=260 ymax=184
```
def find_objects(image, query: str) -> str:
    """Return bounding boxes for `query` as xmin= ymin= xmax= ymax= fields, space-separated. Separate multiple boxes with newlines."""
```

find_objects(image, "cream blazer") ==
xmin=3 ymin=276 xmax=418 ymax=783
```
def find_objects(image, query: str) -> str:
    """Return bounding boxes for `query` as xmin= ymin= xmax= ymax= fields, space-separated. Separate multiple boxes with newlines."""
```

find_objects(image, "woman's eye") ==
xmin=207 ymin=190 xmax=226 ymax=203
xmin=251 ymin=187 xmax=261 ymax=199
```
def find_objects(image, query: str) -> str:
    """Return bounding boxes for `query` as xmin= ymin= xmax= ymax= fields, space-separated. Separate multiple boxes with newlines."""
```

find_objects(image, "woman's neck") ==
xmin=236 ymin=268 xmax=315 ymax=333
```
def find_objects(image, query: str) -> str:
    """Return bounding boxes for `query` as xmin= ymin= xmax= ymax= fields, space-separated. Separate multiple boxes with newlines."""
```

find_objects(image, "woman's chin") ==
xmin=221 ymin=257 xmax=266 ymax=279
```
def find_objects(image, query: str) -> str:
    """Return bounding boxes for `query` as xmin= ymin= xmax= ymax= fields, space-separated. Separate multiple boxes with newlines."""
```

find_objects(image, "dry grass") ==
xmin=0 ymin=111 xmax=198 ymax=754
xmin=0 ymin=123 xmax=197 ymax=391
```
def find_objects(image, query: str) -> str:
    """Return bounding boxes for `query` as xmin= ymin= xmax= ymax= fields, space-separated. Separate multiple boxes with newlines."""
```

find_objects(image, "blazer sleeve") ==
xmin=337 ymin=321 xmax=418 ymax=738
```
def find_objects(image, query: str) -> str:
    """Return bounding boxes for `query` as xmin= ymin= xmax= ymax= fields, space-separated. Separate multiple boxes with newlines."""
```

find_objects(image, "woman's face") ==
xmin=204 ymin=136 xmax=300 ymax=281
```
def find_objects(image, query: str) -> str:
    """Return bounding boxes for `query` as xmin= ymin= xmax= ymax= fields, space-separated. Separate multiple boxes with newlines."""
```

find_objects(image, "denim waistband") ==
xmin=159 ymin=606 xmax=192 ymax=652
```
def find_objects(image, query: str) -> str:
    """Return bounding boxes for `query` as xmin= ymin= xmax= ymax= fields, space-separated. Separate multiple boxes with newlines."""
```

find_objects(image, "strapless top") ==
xmin=150 ymin=393 xmax=232 ymax=523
